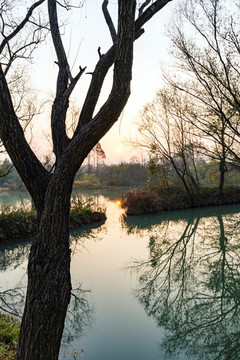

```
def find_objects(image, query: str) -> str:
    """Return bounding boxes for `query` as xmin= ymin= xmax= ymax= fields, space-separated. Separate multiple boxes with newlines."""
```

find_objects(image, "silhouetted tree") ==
xmin=0 ymin=1 xmax=173 ymax=358
xmin=167 ymin=0 xmax=240 ymax=193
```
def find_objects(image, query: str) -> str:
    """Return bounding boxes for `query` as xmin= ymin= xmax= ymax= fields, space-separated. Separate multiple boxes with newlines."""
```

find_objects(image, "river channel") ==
xmin=0 ymin=189 xmax=239 ymax=360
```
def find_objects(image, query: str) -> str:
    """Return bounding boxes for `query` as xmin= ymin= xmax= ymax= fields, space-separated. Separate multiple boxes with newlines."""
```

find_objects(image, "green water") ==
xmin=0 ymin=190 xmax=240 ymax=360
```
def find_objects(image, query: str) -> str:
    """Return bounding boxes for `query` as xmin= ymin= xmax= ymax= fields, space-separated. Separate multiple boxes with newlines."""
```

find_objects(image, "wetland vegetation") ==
xmin=1 ymin=192 xmax=240 ymax=360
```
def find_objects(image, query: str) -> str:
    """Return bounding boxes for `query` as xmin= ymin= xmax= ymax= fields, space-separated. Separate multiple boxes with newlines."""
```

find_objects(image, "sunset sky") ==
xmin=28 ymin=0 xmax=175 ymax=164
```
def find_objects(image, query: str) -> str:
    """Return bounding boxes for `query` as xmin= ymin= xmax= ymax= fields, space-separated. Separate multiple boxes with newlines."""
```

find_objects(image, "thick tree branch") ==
xmin=138 ymin=0 xmax=151 ymax=17
xmin=0 ymin=65 xmax=51 ymax=214
xmin=48 ymin=0 xmax=88 ymax=159
xmin=75 ymin=0 xmax=173 ymax=134
xmin=135 ymin=0 xmax=173 ymax=30
xmin=76 ymin=46 xmax=115 ymax=130
xmin=48 ymin=0 xmax=75 ymax=158
xmin=102 ymin=0 xmax=117 ymax=43
xmin=48 ymin=0 xmax=69 ymax=72
xmin=60 ymin=0 xmax=137 ymax=177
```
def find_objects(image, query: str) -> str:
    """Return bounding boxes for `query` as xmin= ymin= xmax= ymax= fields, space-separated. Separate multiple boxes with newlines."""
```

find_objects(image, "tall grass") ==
xmin=0 ymin=203 xmax=37 ymax=240
xmin=0 ymin=196 xmax=106 ymax=240
xmin=0 ymin=312 xmax=20 ymax=360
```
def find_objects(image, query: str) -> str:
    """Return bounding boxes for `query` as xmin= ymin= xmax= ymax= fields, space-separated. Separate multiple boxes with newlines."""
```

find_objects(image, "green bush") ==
xmin=0 ymin=312 xmax=20 ymax=360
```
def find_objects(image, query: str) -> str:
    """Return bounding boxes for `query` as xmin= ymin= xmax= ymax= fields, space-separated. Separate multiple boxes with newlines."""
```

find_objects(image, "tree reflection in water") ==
xmin=1 ymin=281 xmax=94 ymax=349
xmin=0 ymin=281 xmax=94 ymax=360
xmin=0 ymin=239 xmax=31 ymax=272
xmin=124 ymin=207 xmax=240 ymax=360
xmin=0 ymin=286 xmax=25 ymax=316
xmin=0 ymin=225 xmax=98 ymax=348
xmin=62 ymin=284 xmax=94 ymax=345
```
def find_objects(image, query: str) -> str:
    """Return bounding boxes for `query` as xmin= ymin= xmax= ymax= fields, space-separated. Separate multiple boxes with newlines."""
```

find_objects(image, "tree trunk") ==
xmin=171 ymin=159 xmax=194 ymax=203
xmin=0 ymin=1 xmax=173 ymax=358
xmin=217 ymin=158 xmax=226 ymax=195
xmin=218 ymin=170 xmax=225 ymax=194
xmin=16 ymin=177 xmax=73 ymax=360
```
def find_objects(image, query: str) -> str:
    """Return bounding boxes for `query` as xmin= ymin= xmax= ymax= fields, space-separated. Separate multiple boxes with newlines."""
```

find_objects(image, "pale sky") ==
xmin=28 ymin=0 xmax=175 ymax=164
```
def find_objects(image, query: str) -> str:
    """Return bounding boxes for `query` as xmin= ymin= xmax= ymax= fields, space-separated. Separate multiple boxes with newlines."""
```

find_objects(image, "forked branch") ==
xmin=75 ymin=0 xmax=173 ymax=133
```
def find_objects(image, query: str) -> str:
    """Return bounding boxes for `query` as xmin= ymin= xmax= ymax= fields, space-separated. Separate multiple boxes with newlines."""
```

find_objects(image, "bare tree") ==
xmin=135 ymin=87 xmax=200 ymax=201
xmin=0 ymin=0 xmax=173 ymax=359
xmin=166 ymin=0 xmax=240 ymax=193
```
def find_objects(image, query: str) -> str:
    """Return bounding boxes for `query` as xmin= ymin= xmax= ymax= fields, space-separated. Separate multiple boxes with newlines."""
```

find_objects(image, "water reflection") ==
xmin=0 ymin=282 xmax=94 ymax=354
xmin=2 ymin=194 xmax=240 ymax=359
xmin=62 ymin=284 xmax=94 ymax=345
xmin=0 ymin=239 xmax=31 ymax=272
xmin=0 ymin=287 xmax=25 ymax=316
xmin=0 ymin=228 xmax=98 ymax=349
xmin=0 ymin=222 xmax=104 ymax=273
xmin=124 ymin=206 xmax=240 ymax=360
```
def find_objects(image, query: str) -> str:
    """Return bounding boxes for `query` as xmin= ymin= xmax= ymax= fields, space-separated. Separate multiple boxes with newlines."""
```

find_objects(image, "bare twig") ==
xmin=0 ymin=0 xmax=46 ymax=54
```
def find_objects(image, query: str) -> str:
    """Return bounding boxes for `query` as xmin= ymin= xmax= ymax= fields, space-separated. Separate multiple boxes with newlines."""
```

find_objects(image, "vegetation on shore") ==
xmin=0 ymin=312 xmax=20 ymax=360
xmin=0 ymin=199 xmax=106 ymax=241
xmin=122 ymin=185 xmax=240 ymax=215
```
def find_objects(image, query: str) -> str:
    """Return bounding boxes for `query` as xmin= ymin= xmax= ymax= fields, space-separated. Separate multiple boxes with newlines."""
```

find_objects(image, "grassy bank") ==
xmin=0 ymin=312 xmax=20 ymax=360
xmin=122 ymin=185 xmax=240 ymax=215
xmin=0 ymin=200 xmax=106 ymax=240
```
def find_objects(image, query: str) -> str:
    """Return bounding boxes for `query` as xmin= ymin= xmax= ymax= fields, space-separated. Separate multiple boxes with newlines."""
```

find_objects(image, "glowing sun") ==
xmin=115 ymin=147 xmax=121 ymax=153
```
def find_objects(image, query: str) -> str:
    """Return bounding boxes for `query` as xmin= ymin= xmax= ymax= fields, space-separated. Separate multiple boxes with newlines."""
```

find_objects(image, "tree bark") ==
xmin=16 ymin=175 xmax=73 ymax=360
xmin=16 ymin=2 xmax=137 ymax=357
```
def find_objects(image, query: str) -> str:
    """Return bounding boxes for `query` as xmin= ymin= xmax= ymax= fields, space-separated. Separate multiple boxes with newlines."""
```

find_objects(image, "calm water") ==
xmin=0 ymin=190 xmax=240 ymax=360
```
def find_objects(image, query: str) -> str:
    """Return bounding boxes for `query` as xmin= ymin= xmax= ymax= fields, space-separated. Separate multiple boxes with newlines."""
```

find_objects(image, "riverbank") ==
xmin=0 ymin=205 xmax=106 ymax=241
xmin=122 ymin=185 xmax=240 ymax=215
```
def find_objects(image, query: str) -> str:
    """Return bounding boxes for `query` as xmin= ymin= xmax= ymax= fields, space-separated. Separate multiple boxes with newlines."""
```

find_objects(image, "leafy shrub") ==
xmin=122 ymin=187 xmax=163 ymax=215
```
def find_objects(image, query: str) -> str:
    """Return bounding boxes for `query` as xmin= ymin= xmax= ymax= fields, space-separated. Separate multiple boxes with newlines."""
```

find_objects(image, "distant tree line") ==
xmin=2 ymin=155 xmax=240 ymax=191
